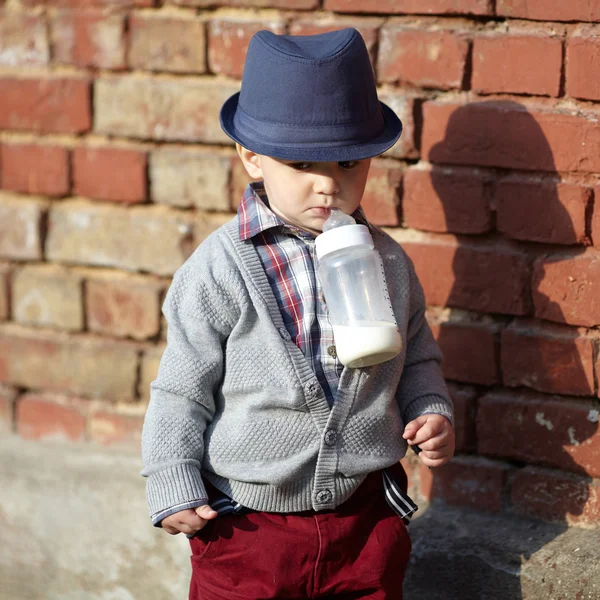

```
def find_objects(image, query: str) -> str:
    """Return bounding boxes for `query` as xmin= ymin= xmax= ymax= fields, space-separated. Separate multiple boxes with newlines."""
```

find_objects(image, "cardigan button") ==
xmin=324 ymin=429 xmax=337 ymax=446
xmin=304 ymin=381 xmax=318 ymax=398
xmin=278 ymin=327 xmax=291 ymax=342
xmin=315 ymin=489 xmax=332 ymax=504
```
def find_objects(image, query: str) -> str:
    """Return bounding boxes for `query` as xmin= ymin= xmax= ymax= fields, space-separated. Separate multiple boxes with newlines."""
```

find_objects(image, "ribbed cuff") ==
xmin=151 ymin=499 xmax=208 ymax=527
xmin=403 ymin=394 xmax=454 ymax=427
xmin=146 ymin=462 xmax=207 ymax=517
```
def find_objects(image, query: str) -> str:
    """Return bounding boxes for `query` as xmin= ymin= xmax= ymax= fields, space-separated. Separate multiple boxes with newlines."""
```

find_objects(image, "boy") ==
xmin=142 ymin=28 xmax=454 ymax=599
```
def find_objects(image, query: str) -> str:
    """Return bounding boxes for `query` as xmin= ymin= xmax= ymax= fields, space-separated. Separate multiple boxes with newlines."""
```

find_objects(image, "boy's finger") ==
xmin=195 ymin=505 xmax=218 ymax=520
xmin=177 ymin=523 xmax=200 ymax=536
xmin=413 ymin=431 xmax=449 ymax=451
xmin=419 ymin=451 xmax=453 ymax=467
xmin=163 ymin=525 xmax=181 ymax=535
xmin=419 ymin=447 xmax=450 ymax=460
xmin=402 ymin=415 xmax=428 ymax=439
xmin=406 ymin=424 xmax=443 ymax=447
xmin=178 ymin=511 xmax=206 ymax=530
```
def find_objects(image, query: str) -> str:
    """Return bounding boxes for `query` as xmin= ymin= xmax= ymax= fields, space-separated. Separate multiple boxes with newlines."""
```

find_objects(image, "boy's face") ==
xmin=237 ymin=146 xmax=371 ymax=236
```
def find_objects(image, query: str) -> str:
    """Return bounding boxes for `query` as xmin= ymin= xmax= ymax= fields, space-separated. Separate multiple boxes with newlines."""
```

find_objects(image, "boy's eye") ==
xmin=290 ymin=162 xmax=312 ymax=171
xmin=338 ymin=161 xmax=358 ymax=169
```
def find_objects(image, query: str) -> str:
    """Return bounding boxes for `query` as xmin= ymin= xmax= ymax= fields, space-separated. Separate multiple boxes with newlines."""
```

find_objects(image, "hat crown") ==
xmin=219 ymin=27 xmax=403 ymax=161
xmin=256 ymin=28 xmax=356 ymax=61
xmin=238 ymin=28 xmax=379 ymax=128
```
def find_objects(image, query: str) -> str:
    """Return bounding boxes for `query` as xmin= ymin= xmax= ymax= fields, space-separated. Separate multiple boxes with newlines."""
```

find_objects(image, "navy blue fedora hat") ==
xmin=220 ymin=28 xmax=402 ymax=162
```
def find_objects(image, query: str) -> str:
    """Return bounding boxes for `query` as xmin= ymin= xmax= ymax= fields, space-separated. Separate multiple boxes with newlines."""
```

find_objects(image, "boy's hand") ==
xmin=403 ymin=414 xmax=455 ymax=468
xmin=161 ymin=505 xmax=218 ymax=536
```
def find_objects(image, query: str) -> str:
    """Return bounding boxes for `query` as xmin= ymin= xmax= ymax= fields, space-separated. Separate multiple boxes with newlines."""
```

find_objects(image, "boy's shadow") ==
xmin=404 ymin=101 xmax=597 ymax=599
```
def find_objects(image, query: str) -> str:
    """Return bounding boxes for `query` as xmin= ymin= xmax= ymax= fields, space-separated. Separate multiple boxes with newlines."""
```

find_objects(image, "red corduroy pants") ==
xmin=188 ymin=463 xmax=411 ymax=600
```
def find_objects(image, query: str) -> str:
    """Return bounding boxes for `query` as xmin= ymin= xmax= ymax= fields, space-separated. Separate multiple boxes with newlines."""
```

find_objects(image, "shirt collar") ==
xmin=238 ymin=181 xmax=373 ymax=242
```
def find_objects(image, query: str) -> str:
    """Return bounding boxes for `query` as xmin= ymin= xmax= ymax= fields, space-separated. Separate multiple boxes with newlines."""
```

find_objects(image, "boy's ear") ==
xmin=236 ymin=144 xmax=263 ymax=179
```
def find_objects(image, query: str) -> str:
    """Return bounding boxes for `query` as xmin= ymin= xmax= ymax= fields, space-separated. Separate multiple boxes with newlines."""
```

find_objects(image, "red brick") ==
xmin=73 ymin=147 xmax=147 ymax=203
xmin=289 ymin=18 xmax=381 ymax=66
xmin=0 ymin=9 xmax=49 ymax=66
xmin=46 ymin=0 xmax=152 ymax=6
xmin=94 ymin=76 xmax=237 ymax=144
xmin=361 ymin=159 xmax=402 ymax=226
xmin=0 ymin=384 xmax=17 ymax=432
xmin=208 ymin=19 xmax=286 ymax=78
xmin=16 ymin=393 xmax=87 ymax=442
xmin=47 ymin=200 xmax=203 ymax=276
xmin=501 ymin=320 xmax=595 ymax=396
xmin=51 ymin=10 xmax=126 ymax=69
xmin=477 ymin=390 xmax=600 ymax=477
xmin=429 ymin=314 xmax=500 ymax=385
xmin=172 ymin=0 xmax=316 ymax=7
xmin=0 ymin=324 xmax=139 ymax=400
xmin=511 ymin=466 xmax=600 ymax=526
xmin=378 ymin=27 xmax=469 ymax=89
xmin=12 ymin=264 xmax=84 ymax=331
xmin=472 ymin=34 xmax=562 ymax=96
xmin=231 ymin=156 xmax=250 ymax=210
xmin=378 ymin=93 xmax=419 ymax=160
xmin=0 ymin=264 xmax=9 ymax=320
xmin=566 ymin=27 xmax=600 ymax=102
xmin=419 ymin=456 xmax=510 ymax=512
xmin=325 ymin=0 xmax=492 ymax=15
xmin=497 ymin=0 xmax=600 ymax=22
xmin=1 ymin=144 xmax=69 ymax=197
xmin=0 ymin=77 xmax=91 ymax=134
xmin=0 ymin=193 xmax=46 ymax=261
xmin=395 ymin=232 xmax=531 ymax=315
xmin=85 ymin=275 xmax=163 ymax=339
xmin=496 ymin=177 xmax=591 ymax=245
xmin=403 ymin=164 xmax=491 ymax=234
xmin=422 ymin=101 xmax=600 ymax=175
xmin=138 ymin=343 xmax=165 ymax=401
xmin=89 ymin=405 xmax=144 ymax=446
xmin=129 ymin=14 xmax=206 ymax=73
xmin=150 ymin=147 xmax=231 ymax=210
xmin=447 ymin=382 xmax=477 ymax=453
xmin=533 ymin=248 xmax=600 ymax=327
xmin=593 ymin=187 xmax=600 ymax=246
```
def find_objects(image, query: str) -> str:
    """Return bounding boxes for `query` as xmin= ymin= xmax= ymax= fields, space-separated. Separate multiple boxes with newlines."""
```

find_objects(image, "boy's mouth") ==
xmin=308 ymin=207 xmax=332 ymax=217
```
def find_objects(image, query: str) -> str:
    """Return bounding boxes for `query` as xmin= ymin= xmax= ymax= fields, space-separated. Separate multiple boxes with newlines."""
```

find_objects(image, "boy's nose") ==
xmin=313 ymin=173 xmax=339 ymax=196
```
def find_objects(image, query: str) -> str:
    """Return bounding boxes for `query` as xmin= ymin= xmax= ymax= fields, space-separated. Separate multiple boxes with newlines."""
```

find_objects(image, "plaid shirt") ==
xmin=239 ymin=181 xmax=370 ymax=406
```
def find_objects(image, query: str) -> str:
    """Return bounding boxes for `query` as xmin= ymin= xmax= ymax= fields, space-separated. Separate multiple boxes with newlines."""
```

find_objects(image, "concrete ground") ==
xmin=1 ymin=434 xmax=599 ymax=600
xmin=0 ymin=434 xmax=190 ymax=600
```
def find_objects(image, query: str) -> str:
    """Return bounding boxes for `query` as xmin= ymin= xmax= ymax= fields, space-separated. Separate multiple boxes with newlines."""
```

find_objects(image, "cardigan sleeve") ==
xmin=140 ymin=260 xmax=236 ymax=520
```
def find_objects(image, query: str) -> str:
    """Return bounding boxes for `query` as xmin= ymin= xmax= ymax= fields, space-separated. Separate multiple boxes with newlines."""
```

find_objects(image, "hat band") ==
xmin=232 ymin=104 xmax=385 ymax=148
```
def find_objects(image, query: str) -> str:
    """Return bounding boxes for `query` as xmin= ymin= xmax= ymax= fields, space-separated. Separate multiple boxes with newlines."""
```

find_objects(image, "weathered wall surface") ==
xmin=0 ymin=434 xmax=191 ymax=600
xmin=1 ymin=0 xmax=600 ymax=597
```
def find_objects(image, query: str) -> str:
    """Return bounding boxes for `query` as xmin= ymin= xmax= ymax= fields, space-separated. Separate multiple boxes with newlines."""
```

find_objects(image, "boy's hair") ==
xmin=220 ymin=28 xmax=402 ymax=163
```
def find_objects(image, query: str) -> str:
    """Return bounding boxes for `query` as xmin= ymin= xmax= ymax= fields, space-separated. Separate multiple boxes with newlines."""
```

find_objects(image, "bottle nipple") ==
xmin=322 ymin=208 xmax=356 ymax=232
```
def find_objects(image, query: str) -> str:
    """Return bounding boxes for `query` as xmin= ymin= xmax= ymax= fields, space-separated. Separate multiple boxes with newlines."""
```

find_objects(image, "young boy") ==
xmin=142 ymin=28 xmax=454 ymax=599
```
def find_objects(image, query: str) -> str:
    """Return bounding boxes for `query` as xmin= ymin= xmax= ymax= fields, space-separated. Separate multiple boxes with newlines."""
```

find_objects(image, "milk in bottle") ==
xmin=315 ymin=209 xmax=402 ymax=368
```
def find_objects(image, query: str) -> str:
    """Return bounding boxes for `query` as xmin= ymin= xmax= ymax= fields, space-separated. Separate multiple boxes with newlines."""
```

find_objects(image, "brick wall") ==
xmin=1 ymin=0 xmax=599 ymax=529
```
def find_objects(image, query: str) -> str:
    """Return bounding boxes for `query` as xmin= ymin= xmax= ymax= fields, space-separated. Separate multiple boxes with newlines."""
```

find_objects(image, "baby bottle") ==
xmin=315 ymin=209 xmax=402 ymax=368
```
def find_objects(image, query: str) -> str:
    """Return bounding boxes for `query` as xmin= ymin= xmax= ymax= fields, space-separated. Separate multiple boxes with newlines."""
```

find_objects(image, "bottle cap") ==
xmin=315 ymin=223 xmax=374 ymax=260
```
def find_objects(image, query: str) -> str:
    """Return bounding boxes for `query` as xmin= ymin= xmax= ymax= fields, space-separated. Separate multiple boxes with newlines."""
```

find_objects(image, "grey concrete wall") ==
xmin=2 ymin=434 xmax=600 ymax=600
xmin=0 ymin=434 xmax=189 ymax=600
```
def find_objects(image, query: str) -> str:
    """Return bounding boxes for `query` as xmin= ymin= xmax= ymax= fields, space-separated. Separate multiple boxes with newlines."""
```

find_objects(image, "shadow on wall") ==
xmin=407 ymin=101 xmax=597 ymax=599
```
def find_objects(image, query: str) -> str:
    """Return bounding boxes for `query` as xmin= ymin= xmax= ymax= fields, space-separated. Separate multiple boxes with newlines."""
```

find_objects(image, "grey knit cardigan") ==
xmin=141 ymin=216 xmax=453 ymax=517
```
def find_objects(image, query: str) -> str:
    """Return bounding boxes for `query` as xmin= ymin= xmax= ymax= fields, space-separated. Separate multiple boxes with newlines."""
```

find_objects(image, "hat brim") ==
xmin=220 ymin=92 xmax=403 ymax=162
